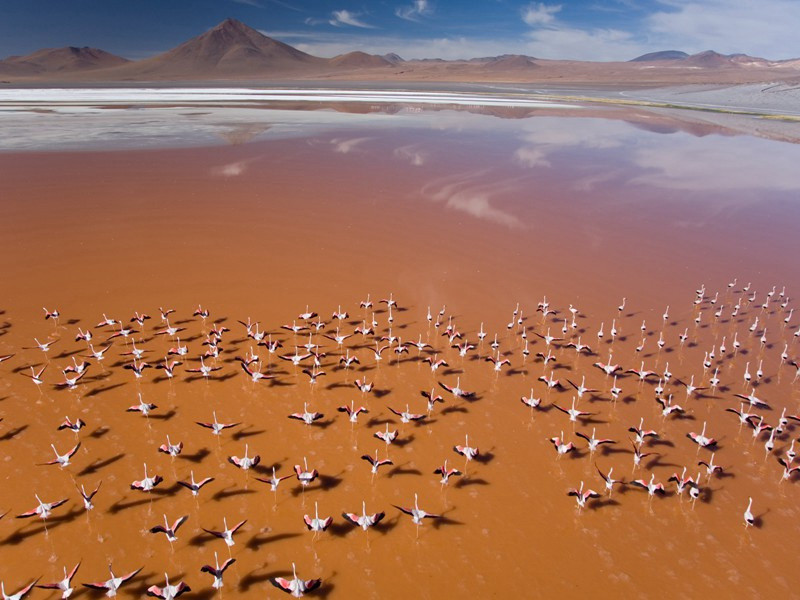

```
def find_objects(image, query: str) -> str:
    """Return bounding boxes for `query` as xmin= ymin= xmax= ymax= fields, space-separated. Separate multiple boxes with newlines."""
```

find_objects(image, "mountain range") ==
xmin=2 ymin=18 xmax=799 ymax=84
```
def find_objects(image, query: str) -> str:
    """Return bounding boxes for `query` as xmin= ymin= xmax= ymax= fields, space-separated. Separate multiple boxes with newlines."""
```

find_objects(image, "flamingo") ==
xmin=421 ymin=388 xmax=445 ymax=414
xmin=778 ymin=458 xmax=800 ymax=481
xmin=389 ymin=404 xmax=426 ymax=424
xmin=698 ymin=453 xmax=724 ymax=479
xmin=361 ymin=450 xmax=393 ymax=475
xmin=202 ymin=517 xmax=247 ymax=547
xmin=77 ymin=481 xmax=101 ymax=511
xmin=289 ymin=403 xmax=324 ymax=425
xmin=150 ymin=514 xmax=188 ymax=543
xmin=196 ymin=412 xmax=240 ymax=435
xmin=566 ymin=376 xmax=598 ymax=399
xmin=36 ymin=563 xmax=80 ymax=598
xmin=575 ymin=428 xmax=616 ymax=453
xmin=431 ymin=459 xmax=461 ymax=486
xmin=126 ymin=393 xmax=156 ymax=416
xmin=228 ymin=444 xmax=260 ymax=471
xmin=293 ymin=457 xmax=319 ymax=487
xmin=521 ymin=389 xmax=542 ymax=410
xmin=550 ymin=431 xmax=574 ymax=457
xmin=553 ymin=398 xmax=594 ymax=423
xmin=16 ymin=495 xmax=67 ymax=521
xmin=130 ymin=463 xmax=163 ymax=492
xmin=41 ymin=442 xmax=81 ymax=468
xmin=393 ymin=493 xmax=440 ymax=536
xmin=21 ymin=364 xmax=47 ymax=385
xmin=82 ymin=565 xmax=142 ymax=597
xmin=200 ymin=553 xmax=235 ymax=590
xmin=628 ymin=418 xmax=658 ymax=447
xmin=177 ymin=471 xmax=214 ymax=497
xmin=454 ymin=434 xmax=479 ymax=462
xmin=567 ymin=481 xmax=601 ymax=510
xmin=256 ymin=466 xmax=292 ymax=493
xmin=744 ymin=497 xmax=755 ymax=527
xmin=687 ymin=421 xmax=717 ymax=449
xmin=270 ymin=563 xmax=322 ymax=598
xmin=338 ymin=401 xmax=368 ymax=424
xmin=1 ymin=580 xmax=39 ymax=600
xmin=596 ymin=465 xmax=623 ymax=496
xmin=57 ymin=416 xmax=86 ymax=434
xmin=342 ymin=501 xmax=385 ymax=531
xmin=439 ymin=377 xmax=475 ymax=399
xmin=630 ymin=473 xmax=666 ymax=497
xmin=146 ymin=574 xmax=190 ymax=600
xmin=374 ymin=423 xmax=398 ymax=446
xmin=303 ymin=502 xmax=333 ymax=536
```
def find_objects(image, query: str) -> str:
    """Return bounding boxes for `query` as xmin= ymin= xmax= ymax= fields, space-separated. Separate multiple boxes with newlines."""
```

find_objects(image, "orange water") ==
xmin=0 ymin=106 xmax=799 ymax=598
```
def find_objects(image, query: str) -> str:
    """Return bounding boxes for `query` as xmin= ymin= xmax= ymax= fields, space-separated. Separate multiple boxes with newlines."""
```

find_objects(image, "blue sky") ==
xmin=1 ymin=0 xmax=799 ymax=61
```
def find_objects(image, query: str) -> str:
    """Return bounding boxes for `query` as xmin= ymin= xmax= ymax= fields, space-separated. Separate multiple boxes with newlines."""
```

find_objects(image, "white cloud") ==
xmin=522 ymin=26 xmax=648 ymax=60
xmin=646 ymin=0 xmax=800 ymax=59
xmin=272 ymin=0 xmax=800 ymax=62
xmin=396 ymin=0 xmax=433 ymax=21
xmin=231 ymin=0 xmax=263 ymax=7
xmin=331 ymin=136 xmax=371 ymax=153
xmin=330 ymin=9 xmax=376 ymax=29
xmin=290 ymin=33 xmax=531 ymax=60
xmin=394 ymin=144 xmax=427 ymax=166
xmin=522 ymin=3 xmax=562 ymax=26
xmin=420 ymin=171 xmax=524 ymax=228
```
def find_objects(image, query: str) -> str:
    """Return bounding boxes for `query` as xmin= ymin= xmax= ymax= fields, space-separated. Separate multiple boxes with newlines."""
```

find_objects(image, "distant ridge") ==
xmin=482 ymin=55 xmax=539 ymax=70
xmin=329 ymin=51 xmax=392 ymax=69
xmin=0 ymin=46 xmax=128 ymax=76
xmin=1 ymin=18 xmax=799 ymax=85
xmin=630 ymin=50 xmax=689 ymax=62
xmin=381 ymin=53 xmax=405 ymax=64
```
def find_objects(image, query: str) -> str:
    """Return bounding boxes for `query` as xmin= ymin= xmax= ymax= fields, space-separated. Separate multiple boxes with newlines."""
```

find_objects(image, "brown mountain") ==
xmin=682 ymin=50 xmax=769 ymax=68
xmin=329 ymin=51 xmax=392 ymax=69
xmin=482 ymin=55 xmax=539 ymax=70
xmin=1 ymin=18 xmax=798 ymax=85
xmin=109 ymin=17 xmax=324 ymax=78
xmin=0 ymin=46 xmax=128 ymax=76
xmin=629 ymin=50 xmax=689 ymax=62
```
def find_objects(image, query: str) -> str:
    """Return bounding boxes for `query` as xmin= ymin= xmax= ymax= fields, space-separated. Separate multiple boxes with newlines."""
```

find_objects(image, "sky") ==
xmin=1 ymin=0 xmax=799 ymax=62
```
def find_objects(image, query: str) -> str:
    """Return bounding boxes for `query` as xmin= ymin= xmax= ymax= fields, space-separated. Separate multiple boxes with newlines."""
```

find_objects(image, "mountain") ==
xmin=0 ymin=46 xmax=128 ymax=76
xmin=1 ymin=18 xmax=798 ymax=84
xmin=381 ymin=53 xmax=405 ymax=64
xmin=329 ymin=51 xmax=392 ymax=69
xmin=630 ymin=50 xmax=689 ymax=62
xmin=482 ymin=55 xmax=539 ymax=70
xmin=682 ymin=50 xmax=769 ymax=67
xmin=110 ymin=18 xmax=324 ymax=78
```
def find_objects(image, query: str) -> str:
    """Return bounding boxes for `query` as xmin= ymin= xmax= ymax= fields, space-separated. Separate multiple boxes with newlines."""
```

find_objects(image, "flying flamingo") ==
xmin=202 ymin=518 xmax=247 ymax=547
xmin=1 ymin=579 xmax=39 ymax=600
xmin=270 ymin=563 xmax=321 ymax=598
xmin=342 ymin=501 xmax=385 ymax=531
xmin=82 ymin=565 xmax=142 ymax=597
xmin=393 ymin=493 xmax=440 ymax=537
xmin=150 ymin=514 xmax=188 ymax=544
xmin=177 ymin=471 xmax=214 ymax=497
xmin=16 ymin=495 xmax=67 ymax=521
xmin=146 ymin=574 xmax=190 ymax=600
xmin=130 ymin=463 xmax=163 ymax=492
xmin=303 ymin=502 xmax=333 ymax=538
xmin=200 ymin=553 xmax=235 ymax=590
xmin=36 ymin=562 xmax=80 ymax=598
xmin=567 ymin=481 xmax=601 ymax=510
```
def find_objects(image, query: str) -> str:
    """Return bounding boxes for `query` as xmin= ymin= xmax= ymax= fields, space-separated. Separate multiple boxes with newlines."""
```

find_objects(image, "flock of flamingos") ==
xmin=0 ymin=280 xmax=798 ymax=598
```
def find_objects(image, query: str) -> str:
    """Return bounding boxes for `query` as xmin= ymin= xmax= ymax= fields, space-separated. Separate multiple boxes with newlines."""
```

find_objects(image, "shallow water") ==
xmin=0 ymin=96 xmax=799 ymax=598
